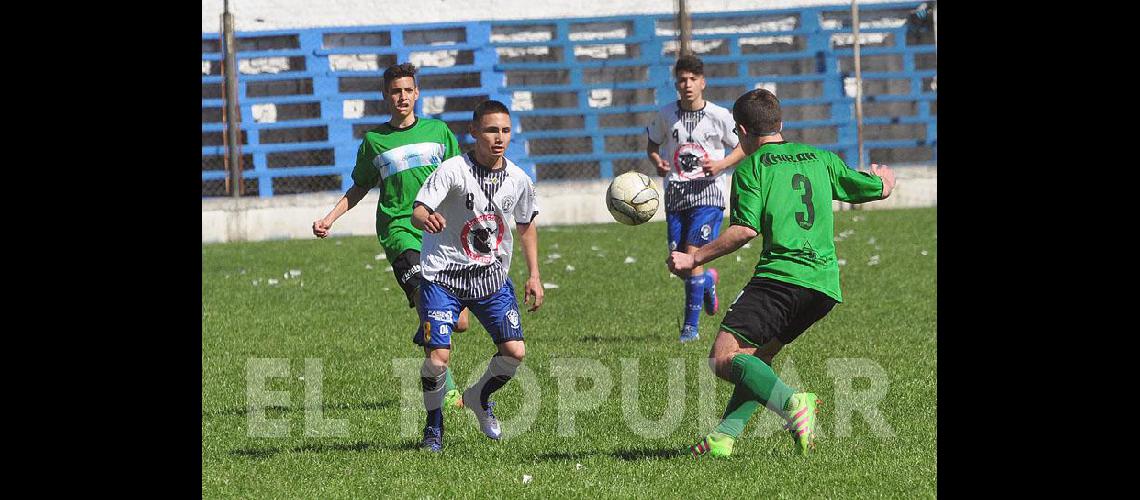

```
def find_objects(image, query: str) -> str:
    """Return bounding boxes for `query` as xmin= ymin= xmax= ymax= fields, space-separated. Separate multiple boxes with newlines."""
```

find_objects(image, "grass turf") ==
xmin=202 ymin=206 xmax=936 ymax=497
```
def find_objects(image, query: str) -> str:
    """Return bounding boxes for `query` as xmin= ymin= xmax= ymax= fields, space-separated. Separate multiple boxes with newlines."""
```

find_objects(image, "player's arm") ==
xmin=315 ymin=140 xmax=379 ymax=238
xmin=646 ymin=140 xmax=670 ymax=177
xmin=671 ymin=157 xmax=764 ymax=272
xmin=411 ymin=165 xmax=453 ymax=233
xmin=702 ymin=145 xmax=745 ymax=177
xmin=669 ymin=224 xmax=757 ymax=272
xmin=829 ymin=153 xmax=896 ymax=203
xmin=517 ymin=220 xmax=544 ymax=312
xmin=411 ymin=202 xmax=446 ymax=233
xmin=313 ymin=184 xmax=370 ymax=238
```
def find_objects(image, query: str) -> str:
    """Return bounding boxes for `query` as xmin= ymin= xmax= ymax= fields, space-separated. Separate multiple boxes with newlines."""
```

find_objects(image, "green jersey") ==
xmin=350 ymin=117 xmax=460 ymax=262
xmin=729 ymin=141 xmax=883 ymax=302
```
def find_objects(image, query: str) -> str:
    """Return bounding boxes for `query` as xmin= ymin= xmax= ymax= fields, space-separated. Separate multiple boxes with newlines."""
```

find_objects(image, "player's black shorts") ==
xmin=720 ymin=277 xmax=838 ymax=347
xmin=391 ymin=250 xmax=422 ymax=308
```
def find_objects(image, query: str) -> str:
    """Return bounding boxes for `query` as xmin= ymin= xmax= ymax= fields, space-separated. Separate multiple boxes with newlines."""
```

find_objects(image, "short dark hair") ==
xmin=674 ymin=54 xmax=704 ymax=77
xmin=732 ymin=89 xmax=782 ymax=136
xmin=472 ymin=99 xmax=511 ymax=123
xmin=382 ymin=63 xmax=417 ymax=91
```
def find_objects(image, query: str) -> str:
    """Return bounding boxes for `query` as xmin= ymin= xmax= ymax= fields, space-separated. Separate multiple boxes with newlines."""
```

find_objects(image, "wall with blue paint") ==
xmin=202 ymin=1 xmax=935 ymax=197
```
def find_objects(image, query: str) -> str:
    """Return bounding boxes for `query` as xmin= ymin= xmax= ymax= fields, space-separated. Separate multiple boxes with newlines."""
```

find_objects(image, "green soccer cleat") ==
xmin=444 ymin=389 xmax=464 ymax=409
xmin=784 ymin=392 xmax=821 ymax=455
xmin=690 ymin=431 xmax=734 ymax=457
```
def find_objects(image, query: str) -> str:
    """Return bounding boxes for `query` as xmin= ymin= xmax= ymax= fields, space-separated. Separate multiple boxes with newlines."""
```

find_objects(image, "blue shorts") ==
xmin=413 ymin=279 xmax=524 ymax=349
xmin=667 ymin=205 xmax=724 ymax=251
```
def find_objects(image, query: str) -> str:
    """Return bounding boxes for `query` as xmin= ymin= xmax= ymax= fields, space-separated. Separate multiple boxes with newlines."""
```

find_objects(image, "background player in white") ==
xmin=410 ymin=100 xmax=543 ymax=452
xmin=647 ymin=54 xmax=744 ymax=343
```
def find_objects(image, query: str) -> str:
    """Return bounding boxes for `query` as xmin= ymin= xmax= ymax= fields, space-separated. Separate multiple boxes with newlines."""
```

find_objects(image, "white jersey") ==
xmin=646 ymin=100 xmax=739 ymax=212
xmin=416 ymin=152 xmax=539 ymax=299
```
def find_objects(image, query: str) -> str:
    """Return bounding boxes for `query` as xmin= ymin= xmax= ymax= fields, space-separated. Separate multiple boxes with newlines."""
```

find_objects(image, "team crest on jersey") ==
xmin=673 ymin=143 xmax=709 ymax=180
xmin=460 ymin=213 xmax=506 ymax=265
xmin=500 ymin=195 xmax=515 ymax=213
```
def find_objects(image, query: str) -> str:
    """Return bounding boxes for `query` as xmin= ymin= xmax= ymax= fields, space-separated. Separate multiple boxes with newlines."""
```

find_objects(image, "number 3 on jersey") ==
xmin=792 ymin=174 xmax=815 ymax=230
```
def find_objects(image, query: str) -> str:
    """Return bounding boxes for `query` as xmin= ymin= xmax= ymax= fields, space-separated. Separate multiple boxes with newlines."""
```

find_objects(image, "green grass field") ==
xmin=202 ymin=207 xmax=936 ymax=498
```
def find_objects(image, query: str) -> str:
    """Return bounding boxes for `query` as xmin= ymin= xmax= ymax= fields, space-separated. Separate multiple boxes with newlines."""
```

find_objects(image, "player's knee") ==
xmin=425 ymin=349 xmax=451 ymax=371
xmin=712 ymin=355 xmax=735 ymax=381
xmin=498 ymin=341 xmax=525 ymax=362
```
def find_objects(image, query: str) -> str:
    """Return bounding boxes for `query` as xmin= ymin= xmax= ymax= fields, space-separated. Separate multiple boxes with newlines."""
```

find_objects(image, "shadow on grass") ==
xmin=204 ymin=400 xmax=397 ymax=418
xmin=529 ymin=446 xmax=685 ymax=463
xmin=610 ymin=447 xmax=687 ymax=461
xmin=229 ymin=439 xmax=420 ymax=460
xmin=578 ymin=335 xmax=664 ymax=343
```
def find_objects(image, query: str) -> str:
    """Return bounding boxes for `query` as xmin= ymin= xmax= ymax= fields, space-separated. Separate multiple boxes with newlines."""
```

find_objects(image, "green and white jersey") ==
xmin=729 ymin=142 xmax=883 ymax=302
xmin=350 ymin=117 xmax=461 ymax=262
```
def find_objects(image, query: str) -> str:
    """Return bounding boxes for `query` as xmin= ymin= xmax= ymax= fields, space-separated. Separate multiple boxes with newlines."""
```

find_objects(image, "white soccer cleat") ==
xmin=464 ymin=390 xmax=502 ymax=440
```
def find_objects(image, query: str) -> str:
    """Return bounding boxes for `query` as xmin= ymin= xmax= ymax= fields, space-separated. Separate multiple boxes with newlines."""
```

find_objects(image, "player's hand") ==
xmin=668 ymin=251 xmax=695 ymax=273
xmin=423 ymin=212 xmax=447 ymax=233
xmin=871 ymin=163 xmax=896 ymax=199
xmin=312 ymin=219 xmax=332 ymax=238
xmin=701 ymin=157 xmax=724 ymax=177
xmin=524 ymin=275 xmax=544 ymax=312
xmin=654 ymin=157 xmax=670 ymax=177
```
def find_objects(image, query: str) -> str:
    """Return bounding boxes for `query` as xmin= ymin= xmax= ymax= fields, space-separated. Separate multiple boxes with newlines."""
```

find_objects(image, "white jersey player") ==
xmin=410 ymin=99 xmax=543 ymax=452
xmin=646 ymin=54 xmax=745 ymax=343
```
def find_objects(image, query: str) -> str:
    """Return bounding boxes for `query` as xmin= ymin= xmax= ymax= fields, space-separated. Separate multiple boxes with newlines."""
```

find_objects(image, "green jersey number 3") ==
xmin=792 ymin=174 xmax=815 ymax=230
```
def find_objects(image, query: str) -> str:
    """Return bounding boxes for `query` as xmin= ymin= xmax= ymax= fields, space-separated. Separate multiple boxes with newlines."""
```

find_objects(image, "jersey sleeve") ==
xmin=826 ymin=152 xmax=884 ymax=203
xmin=514 ymin=177 xmax=539 ymax=224
xmin=442 ymin=124 xmax=461 ymax=161
xmin=415 ymin=161 xmax=455 ymax=212
xmin=350 ymin=138 xmax=380 ymax=188
xmin=718 ymin=108 xmax=740 ymax=149
xmin=646 ymin=110 xmax=666 ymax=145
xmin=729 ymin=160 xmax=764 ymax=233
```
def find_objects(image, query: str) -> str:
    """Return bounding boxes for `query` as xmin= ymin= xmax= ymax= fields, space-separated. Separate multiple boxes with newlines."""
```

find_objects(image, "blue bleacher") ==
xmin=202 ymin=1 xmax=935 ymax=197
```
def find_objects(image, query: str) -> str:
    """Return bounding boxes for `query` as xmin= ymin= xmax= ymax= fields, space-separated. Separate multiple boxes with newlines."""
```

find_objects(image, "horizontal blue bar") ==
xmin=202 ymin=166 xmax=347 ymax=180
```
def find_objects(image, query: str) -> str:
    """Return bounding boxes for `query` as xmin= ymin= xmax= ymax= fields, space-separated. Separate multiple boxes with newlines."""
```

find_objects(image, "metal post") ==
xmin=932 ymin=1 xmax=937 ymax=48
xmin=677 ymin=0 xmax=692 ymax=56
xmin=222 ymin=0 xmax=243 ymax=197
xmin=851 ymin=0 xmax=865 ymax=172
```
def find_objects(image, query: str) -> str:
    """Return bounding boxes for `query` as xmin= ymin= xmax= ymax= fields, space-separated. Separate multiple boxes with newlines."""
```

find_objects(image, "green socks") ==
xmin=444 ymin=367 xmax=457 ymax=392
xmin=715 ymin=384 xmax=761 ymax=437
xmin=713 ymin=354 xmax=796 ymax=437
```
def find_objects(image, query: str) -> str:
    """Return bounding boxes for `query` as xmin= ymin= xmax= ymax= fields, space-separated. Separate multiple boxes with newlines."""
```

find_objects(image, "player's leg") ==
xmin=687 ymin=206 xmax=724 ymax=316
xmin=456 ymin=308 xmax=470 ymax=332
xmin=773 ymin=285 xmax=837 ymax=455
xmin=400 ymin=250 xmax=464 ymax=409
xmin=669 ymin=210 xmax=702 ymax=342
xmin=412 ymin=280 xmax=461 ymax=452
xmin=462 ymin=279 xmax=526 ymax=440
xmin=692 ymin=279 xmax=798 ymax=457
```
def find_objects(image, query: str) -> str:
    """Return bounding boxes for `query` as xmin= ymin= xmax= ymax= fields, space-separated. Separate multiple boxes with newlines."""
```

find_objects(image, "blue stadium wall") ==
xmin=202 ymin=1 xmax=935 ymax=198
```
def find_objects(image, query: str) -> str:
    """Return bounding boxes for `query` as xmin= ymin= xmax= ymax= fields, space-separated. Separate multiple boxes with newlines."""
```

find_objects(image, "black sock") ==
xmin=469 ymin=354 xmax=521 ymax=407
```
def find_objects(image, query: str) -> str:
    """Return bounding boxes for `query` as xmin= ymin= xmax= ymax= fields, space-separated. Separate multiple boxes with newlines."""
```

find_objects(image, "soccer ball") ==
xmin=606 ymin=171 xmax=660 ymax=225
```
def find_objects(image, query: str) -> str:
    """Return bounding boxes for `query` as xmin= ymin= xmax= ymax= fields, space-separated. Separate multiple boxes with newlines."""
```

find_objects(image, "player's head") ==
xmin=382 ymin=63 xmax=419 ymax=117
xmin=673 ymin=54 xmax=706 ymax=102
xmin=732 ymin=88 xmax=783 ymax=155
xmin=469 ymin=100 xmax=512 ymax=165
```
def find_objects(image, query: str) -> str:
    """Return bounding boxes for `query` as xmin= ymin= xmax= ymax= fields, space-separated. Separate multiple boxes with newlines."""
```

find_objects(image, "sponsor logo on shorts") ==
xmin=506 ymin=309 xmax=520 ymax=329
xmin=401 ymin=265 xmax=420 ymax=284
xmin=669 ymin=240 xmax=678 ymax=251
xmin=426 ymin=310 xmax=453 ymax=323
xmin=423 ymin=321 xmax=432 ymax=343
